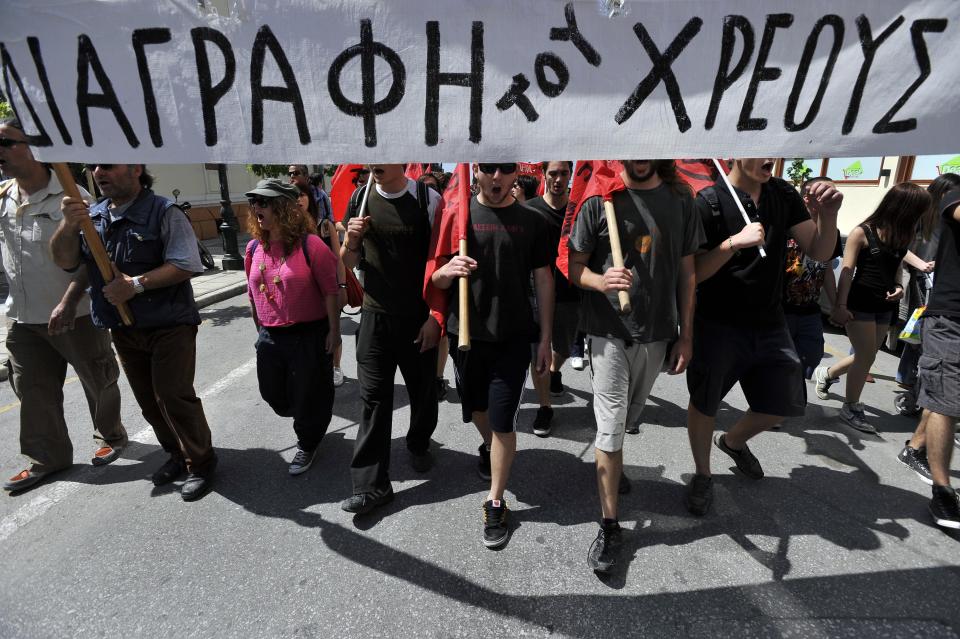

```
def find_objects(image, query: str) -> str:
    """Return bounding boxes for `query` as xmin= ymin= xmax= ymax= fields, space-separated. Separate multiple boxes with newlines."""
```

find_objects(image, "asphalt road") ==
xmin=0 ymin=295 xmax=958 ymax=638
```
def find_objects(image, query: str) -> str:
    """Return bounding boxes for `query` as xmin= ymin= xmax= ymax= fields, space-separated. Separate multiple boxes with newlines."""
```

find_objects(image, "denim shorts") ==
xmin=918 ymin=314 xmax=960 ymax=418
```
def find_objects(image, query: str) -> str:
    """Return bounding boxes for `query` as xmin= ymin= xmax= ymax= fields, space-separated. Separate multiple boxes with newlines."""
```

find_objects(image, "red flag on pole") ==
xmin=424 ymin=163 xmax=471 ymax=332
xmin=329 ymin=164 xmax=365 ymax=222
xmin=555 ymin=160 xmax=624 ymax=278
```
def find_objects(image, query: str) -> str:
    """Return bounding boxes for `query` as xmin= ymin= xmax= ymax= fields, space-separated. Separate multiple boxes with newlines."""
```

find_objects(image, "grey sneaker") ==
xmin=289 ymin=446 xmax=317 ymax=475
xmin=814 ymin=366 xmax=836 ymax=400
xmin=587 ymin=525 xmax=623 ymax=573
xmin=897 ymin=442 xmax=933 ymax=485
xmin=685 ymin=474 xmax=713 ymax=516
xmin=840 ymin=402 xmax=877 ymax=434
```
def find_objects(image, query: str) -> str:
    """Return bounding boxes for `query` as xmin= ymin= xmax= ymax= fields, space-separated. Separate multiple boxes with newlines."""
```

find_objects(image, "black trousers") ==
xmin=256 ymin=321 xmax=334 ymax=451
xmin=352 ymin=309 xmax=438 ymax=493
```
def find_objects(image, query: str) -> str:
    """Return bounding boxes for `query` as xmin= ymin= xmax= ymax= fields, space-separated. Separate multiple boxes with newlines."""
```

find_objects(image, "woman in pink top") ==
xmin=244 ymin=179 xmax=341 ymax=476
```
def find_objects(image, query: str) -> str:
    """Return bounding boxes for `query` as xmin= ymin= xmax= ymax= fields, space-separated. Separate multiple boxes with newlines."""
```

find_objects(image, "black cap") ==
xmin=244 ymin=179 xmax=299 ymax=201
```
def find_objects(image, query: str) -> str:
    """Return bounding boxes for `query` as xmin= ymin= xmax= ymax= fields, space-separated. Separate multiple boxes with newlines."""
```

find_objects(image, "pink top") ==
xmin=245 ymin=235 xmax=339 ymax=327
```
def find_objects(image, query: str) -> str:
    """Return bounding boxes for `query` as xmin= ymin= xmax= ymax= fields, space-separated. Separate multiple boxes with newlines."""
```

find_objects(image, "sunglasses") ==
xmin=0 ymin=138 xmax=25 ymax=148
xmin=287 ymin=171 xmax=302 ymax=177
xmin=478 ymin=163 xmax=518 ymax=175
xmin=247 ymin=196 xmax=273 ymax=208
xmin=85 ymin=164 xmax=115 ymax=171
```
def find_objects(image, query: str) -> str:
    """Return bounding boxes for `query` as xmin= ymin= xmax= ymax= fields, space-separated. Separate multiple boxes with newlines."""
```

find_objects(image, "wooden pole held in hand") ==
xmin=457 ymin=239 xmax=471 ymax=351
xmin=52 ymin=163 xmax=134 ymax=326
xmin=602 ymin=199 xmax=632 ymax=315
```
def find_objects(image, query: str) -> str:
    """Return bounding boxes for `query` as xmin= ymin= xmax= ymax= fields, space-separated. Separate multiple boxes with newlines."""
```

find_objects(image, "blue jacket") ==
xmin=83 ymin=189 xmax=201 ymax=329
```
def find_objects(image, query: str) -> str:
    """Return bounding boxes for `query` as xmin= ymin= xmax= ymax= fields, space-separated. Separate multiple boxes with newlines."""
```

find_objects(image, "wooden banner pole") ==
xmin=52 ymin=163 xmax=134 ymax=326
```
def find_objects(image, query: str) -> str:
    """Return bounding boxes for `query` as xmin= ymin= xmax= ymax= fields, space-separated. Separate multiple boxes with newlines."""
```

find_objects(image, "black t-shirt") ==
xmin=524 ymin=196 xmax=580 ymax=304
xmin=927 ymin=193 xmax=960 ymax=318
xmin=569 ymin=184 xmax=704 ymax=343
xmin=696 ymin=177 xmax=810 ymax=327
xmin=344 ymin=180 xmax=439 ymax=316
xmin=446 ymin=198 xmax=552 ymax=342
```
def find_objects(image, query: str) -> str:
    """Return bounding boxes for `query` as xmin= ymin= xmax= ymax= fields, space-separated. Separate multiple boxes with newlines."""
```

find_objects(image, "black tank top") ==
xmin=848 ymin=224 xmax=906 ymax=313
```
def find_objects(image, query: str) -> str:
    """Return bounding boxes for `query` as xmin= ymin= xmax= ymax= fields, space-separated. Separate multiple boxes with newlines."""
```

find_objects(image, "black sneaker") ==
xmin=341 ymin=485 xmax=395 ymax=515
xmin=897 ymin=441 xmax=933 ymax=485
xmin=714 ymin=434 xmax=764 ymax=479
xmin=532 ymin=406 xmax=554 ymax=438
xmin=482 ymin=499 xmax=509 ymax=548
xmin=929 ymin=485 xmax=960 ymax=530
xmin=289 ymin=446 xmax=317 ymax=476
xmin=685 ymin=474 xmax=713 ymax=516
xmin=625 ymin=420 xmax=640 ymax=435
xmin=477 ymin=443 xmax=491 ymax=481
xmin=618 ymin=472 xmax=631 ymax=495
xmin=410 ymin=448 xmax=433 ymax=473
xmin=587 ymin=525 xmax=623 ymax=573
xmin=550 ymin=370 xmax=564 ymax=396
xmin=436 ymin=377 xmax=448 ymax=402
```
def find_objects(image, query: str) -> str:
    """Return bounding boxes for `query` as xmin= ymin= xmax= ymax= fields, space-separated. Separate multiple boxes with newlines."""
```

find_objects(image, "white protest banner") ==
xmin=1 ymin=0 xmax=958 ymax=163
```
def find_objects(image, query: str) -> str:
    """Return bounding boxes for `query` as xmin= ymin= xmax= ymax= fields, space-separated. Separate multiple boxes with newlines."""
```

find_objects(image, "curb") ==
xmin=194 ymin=281 xmax=248 ymax=310
xmin=0 ymin=282 xmax=247 ymax=384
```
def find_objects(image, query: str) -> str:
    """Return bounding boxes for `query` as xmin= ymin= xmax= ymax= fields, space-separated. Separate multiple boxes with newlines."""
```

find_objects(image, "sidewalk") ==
xmin=0 ymin=236 xmax=249 ymax=382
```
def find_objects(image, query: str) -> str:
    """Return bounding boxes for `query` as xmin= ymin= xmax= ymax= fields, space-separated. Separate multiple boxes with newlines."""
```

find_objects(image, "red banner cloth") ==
xmin=329 ymin=164 xmax=365 ymax=222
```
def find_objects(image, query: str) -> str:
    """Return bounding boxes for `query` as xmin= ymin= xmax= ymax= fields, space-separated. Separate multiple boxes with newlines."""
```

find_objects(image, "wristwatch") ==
xmin=131 ymin=276 xmax=145 ymax=295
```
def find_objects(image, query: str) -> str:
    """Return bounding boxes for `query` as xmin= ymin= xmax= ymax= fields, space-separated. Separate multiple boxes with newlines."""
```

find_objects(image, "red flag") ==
xmin=555 ymin=160 xmax=624 ymax=278
xmin=329 ymin=164 xmax=366 ymax=222
xmin=405 ymin=163 xmax=430 ymax=181
xmin=424 ymin=163 xmax=470 ymax=330
xmin=675 ymin=159 xmax=722 ymax=194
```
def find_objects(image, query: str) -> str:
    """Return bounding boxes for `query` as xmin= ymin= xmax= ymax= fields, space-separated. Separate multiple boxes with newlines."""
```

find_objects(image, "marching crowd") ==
xmin=1 ymin=113 xmax=958 ymax=574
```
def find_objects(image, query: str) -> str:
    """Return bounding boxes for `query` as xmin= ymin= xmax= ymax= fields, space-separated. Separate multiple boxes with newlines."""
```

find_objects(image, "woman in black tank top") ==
xmin=815 ymin=184 xmax=933 ymax=433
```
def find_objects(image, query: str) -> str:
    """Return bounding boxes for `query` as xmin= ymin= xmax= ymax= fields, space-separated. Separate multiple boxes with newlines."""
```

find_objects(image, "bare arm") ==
xmin=693 ymin=222 xmax=765 ymax=284
xmin=48 ymin=272 xmax=88 ymax=335
xmin=102 ymin=262 xmax=194 ymax=307
xmin=830 ymin=226 xmax=864 ymax=325
xmin=568 ymin=250 xmax=632 ymax=293
xmin=51 ymin=196 xmax=88 ymax=270
xmin=667 ymin=254 xmax=696 ymax=375
xmin=793 ymin=181 xmax=842 ymax=261
xmin=532 ymin=265 xmax=554 ymax=374
xmin=339 ymin=217 xmax=367 ymax=270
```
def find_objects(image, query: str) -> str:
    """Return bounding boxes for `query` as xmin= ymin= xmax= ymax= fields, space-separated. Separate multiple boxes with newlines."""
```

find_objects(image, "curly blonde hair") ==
xmin=246 ymin=196 xmax=315 ymax=255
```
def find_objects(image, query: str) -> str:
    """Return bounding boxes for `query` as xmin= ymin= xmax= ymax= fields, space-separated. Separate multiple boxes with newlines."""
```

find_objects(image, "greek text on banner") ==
xmin=1 ymin=0 xmax=958 ymax=163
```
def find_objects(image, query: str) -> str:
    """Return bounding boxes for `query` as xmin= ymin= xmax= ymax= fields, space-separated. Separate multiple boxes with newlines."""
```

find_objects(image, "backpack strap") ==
xmin=246 ymin=238 xmax=260 ymax=258
xmin=699 ymin=186 xmax=726 ymax=242
xmin=861 ymin=223 xmax=881 ymax=256
xmin=301 ymin=234 xmax=312 ymax=267
xmin=416 ymin=179 xmax=430 ymax=223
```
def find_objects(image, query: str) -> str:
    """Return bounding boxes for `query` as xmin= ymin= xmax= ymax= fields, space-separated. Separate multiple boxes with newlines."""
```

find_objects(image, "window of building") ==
xmin=910 ymin=154 xmax=960 ymax=181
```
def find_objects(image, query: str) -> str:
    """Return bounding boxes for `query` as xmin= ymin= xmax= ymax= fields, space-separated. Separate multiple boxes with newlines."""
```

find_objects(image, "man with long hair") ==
xmin=51 ymin=164 xmax=217 ymax=501
xmin=569 ymin=160 xmax=703 ymax=572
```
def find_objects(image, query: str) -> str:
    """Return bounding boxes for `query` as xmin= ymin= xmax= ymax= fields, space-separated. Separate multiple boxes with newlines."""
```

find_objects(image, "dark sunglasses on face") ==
xmin=478 ymin=163 xmax=518 ymax=175
xmin=287 ymin=171 xmax=302 ymax=177
xmin=85 ymin=164 xmax=115 ymax=171
xmin=248 ymin=197 xmax=272 ymax=208
xmin=0 ymin=138 xmax=25 ymax=148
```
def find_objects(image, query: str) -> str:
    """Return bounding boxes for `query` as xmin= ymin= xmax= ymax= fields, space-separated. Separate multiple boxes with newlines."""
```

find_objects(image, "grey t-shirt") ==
xmin=110 ymin=201 xmax=203 ymax=274
xmin=568 ymin=184 xmax=705 ymax=343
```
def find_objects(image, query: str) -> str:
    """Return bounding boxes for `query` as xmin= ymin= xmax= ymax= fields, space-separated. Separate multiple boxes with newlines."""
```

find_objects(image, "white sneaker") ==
xmin=570 ymin=356 xmax=585 ymax=371
xmin=814 ymin=366 xmax=835 ymax=400
xmin=333 ymin=367 xmax=345 ymax=387
xmin=840 ymin=402 xmax=877 ymax=434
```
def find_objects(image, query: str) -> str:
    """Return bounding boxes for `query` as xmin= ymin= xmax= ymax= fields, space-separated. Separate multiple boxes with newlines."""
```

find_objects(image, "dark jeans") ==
xmin=256 ymin=321 xmax=334 ymax=452
xmin=352 ymin=310 xmax=438 ymax=493
xmin=112 ymin=325 xmax=216 ymax=474
xmin=785 ymin=312 xmax=825 ymax=380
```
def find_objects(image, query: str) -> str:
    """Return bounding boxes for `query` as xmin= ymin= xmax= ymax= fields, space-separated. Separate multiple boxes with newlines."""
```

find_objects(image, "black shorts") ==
xmin=918 ymin=314 xmax=960 ymax=418
xmin=449 ymin=334 xmax=531 ymax=433
xmin=551 ymin=301 xmax=581 ymax=359
xmin=686 ymin=316 xmax=805 ymax=418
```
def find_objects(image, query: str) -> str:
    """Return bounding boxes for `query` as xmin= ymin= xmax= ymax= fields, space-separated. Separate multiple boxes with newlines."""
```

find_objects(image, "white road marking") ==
xmin=0 ymin=356 xmax=258 ymax=544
